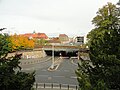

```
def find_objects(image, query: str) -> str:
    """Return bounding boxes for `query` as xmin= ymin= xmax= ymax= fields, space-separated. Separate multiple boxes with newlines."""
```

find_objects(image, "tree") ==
xmin=0 ymin=33 xmax=35 ymax=90
xmin=8 ymin=34 xmax=34 ymax=51
xmin=35 ymin=38 xmax=48 ymax=45
xmin=76 ymin=2 xmax=120 ymax=90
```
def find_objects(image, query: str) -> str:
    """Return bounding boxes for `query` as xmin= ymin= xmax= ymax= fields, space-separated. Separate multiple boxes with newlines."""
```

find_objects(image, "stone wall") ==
xmin=7 ymin=50 xmax=46 ymax=59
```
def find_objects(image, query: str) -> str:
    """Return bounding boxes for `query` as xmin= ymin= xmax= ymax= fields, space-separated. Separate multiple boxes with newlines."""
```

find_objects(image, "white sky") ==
xmin=0 ymin=0 xmax=118 ymax=37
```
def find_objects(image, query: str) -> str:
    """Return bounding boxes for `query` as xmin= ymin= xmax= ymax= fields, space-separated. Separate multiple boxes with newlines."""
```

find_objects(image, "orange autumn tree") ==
xmin=9 ymin=34 xmax=34 ymax=51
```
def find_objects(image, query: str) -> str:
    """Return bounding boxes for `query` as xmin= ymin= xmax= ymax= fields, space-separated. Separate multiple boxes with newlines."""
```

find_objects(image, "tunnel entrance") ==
xmin=45 ymin=50 xmax=78 ymax=57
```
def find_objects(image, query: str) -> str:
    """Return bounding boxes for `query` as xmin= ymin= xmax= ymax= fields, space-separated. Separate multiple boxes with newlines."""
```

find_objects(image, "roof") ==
xmin=59 ymin=34 xmax=68 ymax=37
xmin=21 ymin=33 xmax=48 ymax=39
xmin=36 ymin=33 xmax=48 ymax=39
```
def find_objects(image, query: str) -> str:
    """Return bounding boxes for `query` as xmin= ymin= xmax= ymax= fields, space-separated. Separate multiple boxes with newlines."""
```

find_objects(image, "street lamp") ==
xmin=51 ymin=44 xmax=55 ymax=69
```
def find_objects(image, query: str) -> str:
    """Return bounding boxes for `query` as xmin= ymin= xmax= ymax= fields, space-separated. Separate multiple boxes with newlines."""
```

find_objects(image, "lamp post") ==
xmin=51 ymin=44 xmax=54 ymax=69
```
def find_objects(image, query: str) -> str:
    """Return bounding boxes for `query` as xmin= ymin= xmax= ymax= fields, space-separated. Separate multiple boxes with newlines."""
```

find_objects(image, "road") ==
xmin=21 ymin=57 xmax=52 ymax=71
xmin=21 ymin=57 xmax=79 ymax=85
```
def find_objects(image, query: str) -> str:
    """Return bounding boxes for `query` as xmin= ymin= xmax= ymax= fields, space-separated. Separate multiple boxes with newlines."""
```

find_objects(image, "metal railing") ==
xmin=33 ymin=83 xmax=78 ymax=90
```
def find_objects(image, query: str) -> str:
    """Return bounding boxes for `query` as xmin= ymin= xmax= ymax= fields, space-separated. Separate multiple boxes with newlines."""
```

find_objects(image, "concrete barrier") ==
xmin=33 ymin=83 xmax=78 ymax=90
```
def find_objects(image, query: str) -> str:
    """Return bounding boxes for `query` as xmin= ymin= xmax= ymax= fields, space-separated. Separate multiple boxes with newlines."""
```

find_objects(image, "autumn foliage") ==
xmin=8 ymin=34 xmax=34 ymax=51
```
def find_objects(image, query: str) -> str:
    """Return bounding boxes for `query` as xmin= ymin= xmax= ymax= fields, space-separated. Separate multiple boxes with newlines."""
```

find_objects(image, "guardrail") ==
xmin=33 ymin=83 xmax=78 ymax=90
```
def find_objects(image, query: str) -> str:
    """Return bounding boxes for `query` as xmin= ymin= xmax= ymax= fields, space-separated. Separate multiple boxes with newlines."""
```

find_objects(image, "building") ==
xmin=59 ymin=34 xmax=69 ymax=44
xmin=37 ymin=33 xmax=48 ymax=39
xmin=74 ymin=36 xmax=84 ymax=45
xmin=48 ymin=40 xmax=61 ymax=45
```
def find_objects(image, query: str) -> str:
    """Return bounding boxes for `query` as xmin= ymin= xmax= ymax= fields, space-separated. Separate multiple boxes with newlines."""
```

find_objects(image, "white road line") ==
xmin=22 ymin=68 xmax=31 ymax=70
xmin=22 ymin=67 xmax=36 ymax=70
xmin=53 ymin=76 xmax=65 ymax=78
xmin=36 ymin=75 xmax=65 ymax=78
xmin=70 ymin=76 xmax=77 ymax=79
xmin=36 ymin=75 xmax=48 ymax=77
xmin=71 ymin=59 xmax=78 ymax=66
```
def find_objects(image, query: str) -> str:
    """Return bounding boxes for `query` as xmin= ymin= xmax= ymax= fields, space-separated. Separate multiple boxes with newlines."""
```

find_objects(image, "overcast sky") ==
xmin=0 ymin=0 xmax=118 ymax=37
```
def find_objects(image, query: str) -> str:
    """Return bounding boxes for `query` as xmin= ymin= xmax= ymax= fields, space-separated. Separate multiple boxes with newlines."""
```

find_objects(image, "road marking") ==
xmin=36 ymin=75 xmax=65 ymax=78
xmin=70 ymin=76 xmax=77 ymax=79
xmin=22 ymin=67 xmax=38 ymax=70
xmin=22 ymin=68 xmax=31 ymax=70
xmin=37 ymin=75 xmax=48 ymax=77
xmin=53 ymin=76 xmax=65 ymax=78
xmin=71 ymin=59 xmax=78 ymax=66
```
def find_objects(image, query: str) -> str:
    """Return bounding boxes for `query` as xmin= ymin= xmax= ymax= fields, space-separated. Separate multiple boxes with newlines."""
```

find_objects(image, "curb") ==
xmin=48 ymin=64 xmax=60 ymax=71
xmin=71 ymin=59 xmax=78 ymax=66
xmin=48 ymin=58 xmax=62 ymax=71
xmin=70 ymin=57 xmax=78 ymax=66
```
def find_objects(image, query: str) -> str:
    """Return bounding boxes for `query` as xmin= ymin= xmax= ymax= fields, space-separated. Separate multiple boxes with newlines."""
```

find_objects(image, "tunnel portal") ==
xmin=45 ymin=50 xmax=78 ymax=57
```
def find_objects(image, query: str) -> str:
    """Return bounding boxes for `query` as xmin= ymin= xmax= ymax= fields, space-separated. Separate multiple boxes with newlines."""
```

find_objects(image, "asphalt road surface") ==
xmin=21 ymin=57 xmax=79 ymax=85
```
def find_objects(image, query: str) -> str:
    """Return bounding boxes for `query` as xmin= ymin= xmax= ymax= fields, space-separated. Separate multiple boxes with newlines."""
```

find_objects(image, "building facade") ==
xmin=59 ymin=34 xmax=69 ymax=44
xmin=74 ymin=36 xmax=84 ymax=45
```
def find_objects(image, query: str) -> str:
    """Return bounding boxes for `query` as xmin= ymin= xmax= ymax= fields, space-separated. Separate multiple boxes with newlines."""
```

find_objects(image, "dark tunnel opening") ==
xmin=45 ymin=50 xmax=78 ymax=57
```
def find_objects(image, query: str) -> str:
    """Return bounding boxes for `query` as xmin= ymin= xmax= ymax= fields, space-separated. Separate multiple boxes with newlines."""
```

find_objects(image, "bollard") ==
xmin=68 ymin=84 xmax=69 ymax=90
xmin=60 ymin=84 xmax=61 ymax=89
xmin=76 ymin=85 xmax=78 ymax=90
xmin=44 ymin=83 xmax=45 ymax=88
xmin=36 ymin=83 xmax=38 ymax=90
xmin=51 ymin=83 xmax=53 ymax=88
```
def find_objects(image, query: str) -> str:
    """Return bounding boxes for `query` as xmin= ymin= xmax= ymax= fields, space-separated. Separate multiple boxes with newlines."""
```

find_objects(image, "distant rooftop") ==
xmin=20 ymin=33 xmax=48 ymax=39
xmin=59 ymin=34 xmax=68 ymax=37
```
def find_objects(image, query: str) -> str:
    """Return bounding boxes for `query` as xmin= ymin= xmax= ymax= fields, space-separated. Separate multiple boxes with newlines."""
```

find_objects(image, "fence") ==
xmin=33 ymin=83 xmax=78 ymax=90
